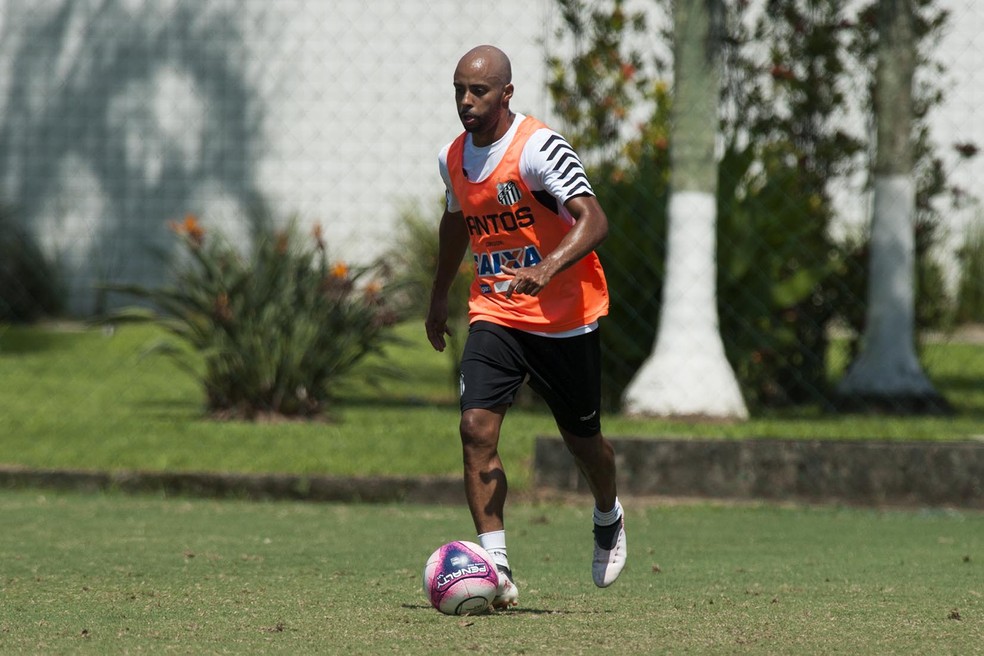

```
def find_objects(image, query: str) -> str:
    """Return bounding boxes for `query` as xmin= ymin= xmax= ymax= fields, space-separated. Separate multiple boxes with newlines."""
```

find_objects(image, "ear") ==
xmin=502 ymin=83 xmax=514 ymax=106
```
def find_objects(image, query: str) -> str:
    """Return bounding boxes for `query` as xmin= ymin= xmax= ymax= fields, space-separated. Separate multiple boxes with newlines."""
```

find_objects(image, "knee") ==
xmin=562 ymin=430 xmax=612 ymax=462
xmin=460 ymin=412 xmax=492 ymax=445
xmin=459 ymin=411 xmax=498 ymax=458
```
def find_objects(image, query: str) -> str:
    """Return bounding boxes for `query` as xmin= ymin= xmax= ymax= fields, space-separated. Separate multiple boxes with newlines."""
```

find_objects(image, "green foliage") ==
xmin=547 ymin=0 xmax=656 ymax=158
xmin=548 ymin=0 xmax=958 ymax=411
xmin=956 ymin=216 xmax=984 ymax=322
xmin=717 ymin=144 xmax=840 ymax=407
xmin=718 ymin=1 xmax=868 ymax=408
xmin=547 ymin=0 xmax=671 ymax=409
xmin=387 ymin=203 xmax=474 ymax=394
xmin=0 ymin=205 xmax=64 ymax=322
xmin=108 ymin=215 xmax=401 ymax=419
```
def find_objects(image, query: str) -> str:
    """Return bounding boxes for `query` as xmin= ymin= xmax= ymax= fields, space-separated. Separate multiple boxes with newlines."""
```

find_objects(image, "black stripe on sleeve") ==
xmin=539 ymin=134 xmax=563 ymax=153
xmin=547 ymin=142 xmax=580 ymax=164
xmin=553 ymin=152 xmax=578 ymax=172
xmin=565 ymin=182 xmax=592 ymax=198
xmin=558 ymin=161 xmax=581 ymax=180
xmin=563 ymin=172 xmax=589 ymax=190
xmin=536 ymin=132 xmax=593 ymax=203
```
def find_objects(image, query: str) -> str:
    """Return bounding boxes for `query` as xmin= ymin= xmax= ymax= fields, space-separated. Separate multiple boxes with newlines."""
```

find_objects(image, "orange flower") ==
xmin=331 ymin=262 xmax=349 ymax=279
xmin=169 ymin=214 xmax=205 ymax=247
xmin=363 ymin=280 xmax=382 ymax=299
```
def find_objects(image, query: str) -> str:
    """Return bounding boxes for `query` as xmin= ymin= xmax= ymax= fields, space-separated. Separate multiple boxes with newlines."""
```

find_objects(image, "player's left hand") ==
xmin=501 ymin=264 xmax=553 ymax=299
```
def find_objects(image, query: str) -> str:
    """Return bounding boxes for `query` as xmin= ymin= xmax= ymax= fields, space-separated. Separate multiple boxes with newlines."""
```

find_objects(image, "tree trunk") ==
xmin=623 ymin=0 xmax=747 ymax=419
xmin=835 ymin=0 xmax=949 ymax=413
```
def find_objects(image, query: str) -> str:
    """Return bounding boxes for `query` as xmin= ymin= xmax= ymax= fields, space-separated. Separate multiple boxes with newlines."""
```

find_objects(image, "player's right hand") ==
xmin=425 ymin=299 xmax=452 ymax=352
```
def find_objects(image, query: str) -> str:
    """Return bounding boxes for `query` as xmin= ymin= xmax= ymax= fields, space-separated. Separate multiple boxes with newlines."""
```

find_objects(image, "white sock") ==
xmin=478 ymin=530 xmax=509 ymax=569
xmin=593 ymin=497 xmax=623 ymax=526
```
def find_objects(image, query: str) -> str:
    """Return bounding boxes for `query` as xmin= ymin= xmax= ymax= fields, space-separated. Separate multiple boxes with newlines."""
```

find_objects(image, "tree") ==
xmin=835 ymin=0 xmax=949 ymax=413
xmin=623 ymin=0 xmax=747 ymax=418
xmin=545 ymin=0 xmax=672 ymax=410
xmin=719 ymin=0 xmax=866 ymax=409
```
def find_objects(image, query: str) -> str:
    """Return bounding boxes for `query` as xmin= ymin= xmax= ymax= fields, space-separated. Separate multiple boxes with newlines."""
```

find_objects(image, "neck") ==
xmin=472 ymin=111 xmax=515 ymax=147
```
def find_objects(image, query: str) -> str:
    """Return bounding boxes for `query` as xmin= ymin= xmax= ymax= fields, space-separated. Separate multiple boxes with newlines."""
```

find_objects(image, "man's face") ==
xmin=453 ymin=58 xmax=512 ymax=143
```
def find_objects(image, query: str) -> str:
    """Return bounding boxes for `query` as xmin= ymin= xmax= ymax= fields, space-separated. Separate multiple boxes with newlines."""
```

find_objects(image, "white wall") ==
xmin=930 ymin=0 xmax=984 ymax=286
xmin=0 ymin=0 xmax=558 ymax=314
xmin=243 ymin=0 xmax=557 ymax=264
xmin=0 ymin=0 xmax=979 ymax=314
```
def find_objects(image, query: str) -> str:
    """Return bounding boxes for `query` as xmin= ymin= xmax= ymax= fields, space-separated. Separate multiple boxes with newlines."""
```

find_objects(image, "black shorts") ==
xmin=458 ymin=321 xmax=602 ymax=438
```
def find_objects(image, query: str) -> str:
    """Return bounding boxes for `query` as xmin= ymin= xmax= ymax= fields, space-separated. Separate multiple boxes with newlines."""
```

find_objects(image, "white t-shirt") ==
xmin=438 ymin=113 xmax=599 ymax=338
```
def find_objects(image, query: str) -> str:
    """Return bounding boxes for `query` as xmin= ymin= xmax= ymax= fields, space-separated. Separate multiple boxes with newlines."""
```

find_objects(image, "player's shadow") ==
xmin=401 ymin=603 xmax=611 ymax=616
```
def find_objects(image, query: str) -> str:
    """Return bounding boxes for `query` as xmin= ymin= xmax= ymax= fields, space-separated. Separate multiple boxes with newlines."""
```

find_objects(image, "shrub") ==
xmin=593 ymin=144 xmax=670 ymax=411
xmin=110 ymin=215 xmax=401 ymax=420
xmin=387 ymin=203 xmax=475 ymax=395
xmin=955 ymin=216 xmax=984 ymax=323
xmin=0 ymin=206 xmax=64 ymax=322
xmin=716 ymin=142 xmax=841 ymax=408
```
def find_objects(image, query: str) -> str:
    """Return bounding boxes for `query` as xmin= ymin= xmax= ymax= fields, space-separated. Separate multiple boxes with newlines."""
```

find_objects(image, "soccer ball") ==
xmin=422 ymin=540 xmax=499 ymax=615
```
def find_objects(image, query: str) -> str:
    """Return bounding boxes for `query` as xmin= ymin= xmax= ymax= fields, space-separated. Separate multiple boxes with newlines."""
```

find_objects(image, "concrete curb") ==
xmin=4 ymin=437 xmax=983 ymax=509
xmin=0 ymin=466 xmax=464 ymax=504
xmin=535 ymin=437 xmax=984 ymax=509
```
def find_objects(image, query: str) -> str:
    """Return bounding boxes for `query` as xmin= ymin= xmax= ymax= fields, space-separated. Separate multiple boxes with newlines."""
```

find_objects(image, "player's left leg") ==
xmin=520 ymin=326 xmax=627 ymax=587
xmin=560 ymin=428 xmax=627 ymax=588
xmin=559 ymin=427 xmax=617 ymax=511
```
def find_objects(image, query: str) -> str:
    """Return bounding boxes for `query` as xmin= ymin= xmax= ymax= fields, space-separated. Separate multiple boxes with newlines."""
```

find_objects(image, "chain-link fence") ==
xmin=0 ymin=0 xmax=560 ymax=316
xmin=0 ymin=0 xmax=981 ymax=415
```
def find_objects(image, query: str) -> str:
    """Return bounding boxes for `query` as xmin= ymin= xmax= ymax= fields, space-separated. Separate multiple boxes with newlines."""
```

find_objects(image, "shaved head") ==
xmin=452 ymin=45 xmax=516 ymax=146
xmin=456 ymin=45 xmax=512 ymax=87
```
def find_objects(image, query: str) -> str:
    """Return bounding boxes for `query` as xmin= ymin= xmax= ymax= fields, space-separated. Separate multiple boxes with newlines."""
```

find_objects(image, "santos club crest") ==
xmin=496 ymin=180 xmax=522 ymax=206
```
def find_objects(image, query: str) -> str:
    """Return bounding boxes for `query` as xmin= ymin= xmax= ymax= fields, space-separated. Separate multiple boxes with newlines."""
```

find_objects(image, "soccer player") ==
xmin=425 ymin=45 xmax=626 ymax=609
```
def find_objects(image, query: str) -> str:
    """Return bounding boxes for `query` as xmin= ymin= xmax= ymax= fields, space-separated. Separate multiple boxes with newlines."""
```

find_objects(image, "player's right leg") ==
xmin=459 ymin=406 xmax=509 ymax=536
xmin=458 ymin=322 xmax=528 ymax=608
xmin=459 ymin=407 xmax=519 ymax=608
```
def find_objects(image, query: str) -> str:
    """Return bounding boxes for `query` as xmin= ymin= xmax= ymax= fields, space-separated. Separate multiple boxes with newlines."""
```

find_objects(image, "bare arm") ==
xmin=425 ymin=209 xmax=470 ymax=351
xmin=501 ymin=194 xmax=609 ymax=298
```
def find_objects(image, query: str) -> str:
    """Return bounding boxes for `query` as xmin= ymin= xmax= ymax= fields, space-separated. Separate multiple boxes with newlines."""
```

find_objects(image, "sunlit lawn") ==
xmin=0 ymin=321 xmax=981 ymax=490
xmin=0 ymin=489 xmax=980 ymax=654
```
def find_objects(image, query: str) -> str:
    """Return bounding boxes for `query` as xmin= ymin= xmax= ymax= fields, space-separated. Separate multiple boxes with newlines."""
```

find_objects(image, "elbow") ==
xmin=595 ymin=217 xmax=609 ymax=248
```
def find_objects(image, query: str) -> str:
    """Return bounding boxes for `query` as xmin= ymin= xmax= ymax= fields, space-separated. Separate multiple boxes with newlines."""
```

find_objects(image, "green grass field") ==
xmin=0 ymin=489 xmax=980 ymax=654
xmin=1 ymin=323 xmax=982 ymax=652
xmin=0 ymin=322 xmax=982 ymax=491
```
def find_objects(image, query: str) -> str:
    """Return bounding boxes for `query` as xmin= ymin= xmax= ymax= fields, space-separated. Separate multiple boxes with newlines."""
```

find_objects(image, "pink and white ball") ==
xmin=422 ymin=541 xmax=499 ymax=615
